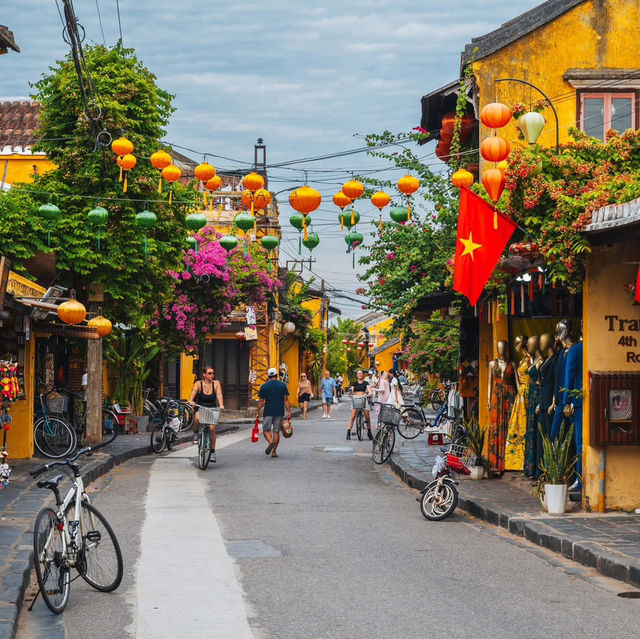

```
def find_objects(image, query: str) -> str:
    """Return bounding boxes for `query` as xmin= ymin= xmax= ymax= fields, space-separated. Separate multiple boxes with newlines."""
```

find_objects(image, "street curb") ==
xmin=0 ymin=424 xmax=239 ymax=639
xmin=388 ymin=452 xmax=640 ymax=590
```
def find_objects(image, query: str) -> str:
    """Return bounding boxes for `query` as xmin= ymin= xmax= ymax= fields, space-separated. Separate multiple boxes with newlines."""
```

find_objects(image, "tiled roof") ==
xmin=0 ymin=100 xmax=41 ymax=151
xmin=585 ymin=197 xmax=640 ymax=234
xmin=0 ymin=25 xmax=19 ymax=53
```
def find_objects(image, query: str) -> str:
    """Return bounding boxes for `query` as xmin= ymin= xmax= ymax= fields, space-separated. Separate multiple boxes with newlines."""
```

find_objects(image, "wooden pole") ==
xmin=86 ymin=337 xmax=103 ymax=444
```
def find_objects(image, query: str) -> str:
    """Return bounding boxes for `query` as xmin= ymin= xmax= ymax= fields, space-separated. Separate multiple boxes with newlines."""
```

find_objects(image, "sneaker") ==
xmin=192 ymin=433 xmax=198 ymax=445
xmin=346 ymin=431 xmax=351 ymax=440
xmin=367 ymin=430 xmax=373 ymax=440
xmin=322 ymin=414 xmax=327 ymax=419
xmin=210 ymin=451 xmax=216 ymax=463
xmin=326 ymin=415 xmax=331 ymax=420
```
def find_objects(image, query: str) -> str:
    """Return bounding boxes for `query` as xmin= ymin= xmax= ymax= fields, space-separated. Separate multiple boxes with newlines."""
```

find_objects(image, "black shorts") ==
xmin=299 ymin=393 xmax=311 ymax=403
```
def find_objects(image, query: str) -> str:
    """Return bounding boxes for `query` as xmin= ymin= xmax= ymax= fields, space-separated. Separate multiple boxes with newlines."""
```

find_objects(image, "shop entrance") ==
xmin=201 ymin=340 xmax=249 ymax=411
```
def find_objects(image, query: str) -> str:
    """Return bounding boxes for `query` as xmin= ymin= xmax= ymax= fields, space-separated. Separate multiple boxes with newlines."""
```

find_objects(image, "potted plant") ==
xmin=535 ymin=423 xmax=579 ymax=514
xmin=463 ymin=419 xmax=487 ymax=480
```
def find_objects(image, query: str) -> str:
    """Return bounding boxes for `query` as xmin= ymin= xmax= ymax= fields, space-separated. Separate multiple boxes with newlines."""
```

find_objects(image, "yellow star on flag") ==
xmin=459 ymin=232 xmax=482 ymax=261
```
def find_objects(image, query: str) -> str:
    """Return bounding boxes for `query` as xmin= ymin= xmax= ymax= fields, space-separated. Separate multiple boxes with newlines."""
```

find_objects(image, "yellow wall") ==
xmin=583 ymin=240 xmax=640 ymax=511
xmin=303 ymin=298 xmax=322 ymax=329
xmin=1 ymin=154 xmax=56 ymax=185
xmin=473 ymin=0 xmax=640 ymax=165
xmin=280 ymin=334 xmax=300 ymax=407
xmin=6 ymin=336 xmax=35 ymax=459
xmin=373 ymin=341 xmax=396 ymax=375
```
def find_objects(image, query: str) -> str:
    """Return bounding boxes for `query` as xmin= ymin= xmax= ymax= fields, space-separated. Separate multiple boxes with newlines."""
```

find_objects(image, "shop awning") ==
xmin=419 ymin=79 xmax=461 ymax=142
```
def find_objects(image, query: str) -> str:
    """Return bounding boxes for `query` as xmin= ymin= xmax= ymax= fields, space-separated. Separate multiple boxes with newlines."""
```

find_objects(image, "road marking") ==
xmin=135 ymin=429 xmax=254 ymax=638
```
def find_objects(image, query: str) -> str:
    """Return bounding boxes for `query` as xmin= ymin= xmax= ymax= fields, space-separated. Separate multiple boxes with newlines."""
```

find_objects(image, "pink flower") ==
xmin=386 ymin=252 xmax=395 ymax=261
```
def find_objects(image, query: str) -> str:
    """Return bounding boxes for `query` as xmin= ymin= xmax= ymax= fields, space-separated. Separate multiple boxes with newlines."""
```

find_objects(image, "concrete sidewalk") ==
xmin=390 ymin=432 xmax=640 ymax=591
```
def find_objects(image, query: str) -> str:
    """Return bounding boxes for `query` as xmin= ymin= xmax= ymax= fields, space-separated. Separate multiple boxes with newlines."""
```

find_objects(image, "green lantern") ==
xmin=261 ymin=235 xmax=279 ymax=252
xmin=135 ymin=210 xmax=157 ymax=258
xmin=219 ymin=234 xmax=239 ymax=266
xmin=185 ymin=236 xmax=198 ymax=251
xmin=185 ymin=212 xmax=207 ymax=232
xmin=290 ymin=212 xmax=311 ymax=255
xmin=38 ymin=202 xmax=61 ymax=247
xmin=389 ymin=206 xmax=409 ymax=224
xmin=234 ymin=212 xmax=254 ymax=255
xmin=349 ymin=230 xmax=364 ymax=268
xmin=302 ymin=231 xmax=319 ymax=270
xmin=87 ymin=206 xmax=109 ymax=250
xmin=339 ymin=209 xmax=359 ymax=230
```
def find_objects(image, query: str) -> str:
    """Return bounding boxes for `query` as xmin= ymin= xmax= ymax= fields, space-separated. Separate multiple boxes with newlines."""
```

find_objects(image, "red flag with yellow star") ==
xmin=453 ymin=187 xmax=517 ymax=305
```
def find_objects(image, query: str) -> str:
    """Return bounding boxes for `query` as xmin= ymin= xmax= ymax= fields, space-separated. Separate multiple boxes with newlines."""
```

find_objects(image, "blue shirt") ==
xmin=258 ymin=380 xmax=289 ymax=417
xmin=562 ymin=342 xmax=583 ymax=408
xmin=320 ymin=377 xmax=336 ymax=397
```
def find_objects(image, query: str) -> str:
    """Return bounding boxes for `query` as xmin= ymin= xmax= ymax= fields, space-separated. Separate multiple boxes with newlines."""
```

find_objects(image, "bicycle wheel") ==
xmin=430 ymin=392 xmax=444 ymax=411
xmin=166 ymin=426 xmax=176 ymax=451
xmin=372 ymin=426 xmax=394 ymax=464
xmin=34 ymin=417 xmax=76 ymax=459
xmin=356 ymin=411 xmax=364 ymax=441
xmin=75 ymin=501 xmax=123 ymax=592
xmin=150 ymin=424 xmax=166 ymax=453
xmin=420 ymin=480 xmax=458 ymax=521
xmin=101 ymin=408 xmax=119 ymax=443
xmin=198 ymin=427 xmax=211 ymax=470
xmin=33 ymin=507 xmax=70 ymax=614
xmin=381 ymin=427 xmax=395 ymax=462
xmin=178 ymin=402 xmax=195 ymax=431
xmin=398 ymin=408 xmax=423 ymax=439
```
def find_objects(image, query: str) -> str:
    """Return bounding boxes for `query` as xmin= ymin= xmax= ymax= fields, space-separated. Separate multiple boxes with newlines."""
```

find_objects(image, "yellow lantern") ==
xmin=161 ymin=164 xmax=182 ymax=204
xmin=57 ymin=299 xmax=87 ymax=325
xmin=333 ymin=191 xmax=352 ymax=229
xmin=289 ymin=186 xmax=321 ymax=240
xmin=112 ymin=137 xmax=133 ymax=184
xmin=451 ymin=169 xmax=474 ymax=189
xmin=88 ymin=315 xmax=113 ymax=337
xmin=203 ymin=175 xmax=222 ymax=211
xmin=241 ymin=189 xmax=254 ymax=210
xmin=242 ymin=172 xmax=265 ymax=193
xmin=253 ymin=188 xmax=271 ymax=210
xmin=371 ymin=191 xmax=391 ymax=231
xmin=397 ymin=175 xmax=420 ymax=221
xmin=194 ymin=163 xmax=216 ymax=209
xmin=342 ymin=179 xmax=364 ymax=201
xmin=150 ymin=150 xmax=172 ymax=193
xmin=120 ymin=154 xmax=137 ymax=193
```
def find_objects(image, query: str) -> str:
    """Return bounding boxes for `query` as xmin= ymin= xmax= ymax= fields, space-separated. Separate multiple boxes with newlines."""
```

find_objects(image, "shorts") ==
xmin=299 ymin=393 xmax=311 ymax=403
xmin=322 ymin=395 xmax=334 ymax=404
xmin=263 ymin=415 xmax=283 ymax=433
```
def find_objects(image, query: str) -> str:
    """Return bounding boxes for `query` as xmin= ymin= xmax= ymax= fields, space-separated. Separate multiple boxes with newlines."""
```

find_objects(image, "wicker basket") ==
xmin=47 ymin=395 xmax=69 ymax=414
xmin=351 ymin=396 xmax=367 ymax=409
xmin=378 ymin=403 xmax=401 ymax=427
xmin=198 ymin=406 xmax=220 ymax=425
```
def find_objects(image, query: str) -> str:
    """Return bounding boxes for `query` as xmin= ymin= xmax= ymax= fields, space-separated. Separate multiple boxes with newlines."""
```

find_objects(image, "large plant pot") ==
xmin=469 ymin=465 xmax=485 ymax=480
xmin=545 ymin=483 xmax=568 ymax=514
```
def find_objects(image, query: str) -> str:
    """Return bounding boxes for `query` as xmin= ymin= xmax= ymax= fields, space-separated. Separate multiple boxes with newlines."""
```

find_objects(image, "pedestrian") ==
xmin=374 ymin=370 xmax=390 ymax=415
xmin=320 ymin=370 xmax=337 ymax=419
xmin=346 ymin=369 xmax=373 ymax=440
xmin=256 ymin=367 xmax=291 ymax=458
xmin=188 ymin=367 xmax=224 ymax=462
xmin=387 ymin=369 xmax=404 ymax=409
xmin=297 ymin=372 xmax=313 ymax=419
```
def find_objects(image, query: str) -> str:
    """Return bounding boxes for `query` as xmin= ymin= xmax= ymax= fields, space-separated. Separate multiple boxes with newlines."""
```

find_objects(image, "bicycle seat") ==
xmin=37 ymin=474 xmax=65 ymax=490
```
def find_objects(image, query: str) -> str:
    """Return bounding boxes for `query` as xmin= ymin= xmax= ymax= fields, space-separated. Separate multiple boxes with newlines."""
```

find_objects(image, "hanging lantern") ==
xmin=349 ymin=340 xmax=356 ymax=345
xmin=342 ymin=338 xmax=348 ymax=345
xmin=234 ymin=212 xmax=254 ymax=254
xmin=349 ymin=231 xmax=364 ymax=248
xmin=112 ymin=137 xmax=133 ymax=184
xmin=290 ymin=212 xmax=307 ymax=254
xmin=195 ymin=163 xmax=216 ymax=209
xmin=161 ymin=164 xmax=182 ymax=204
xmin=38 ymin=202 xmax=61 ymax=247
xmin=135 ymin=210 xmax=157 ymax=258
xmin=482 ymin=168 xmax=507 ymax=205
xmin=150 ymin=150 xmax=172 ymax=192
xmin=204 ymin=176 xmax=223 ymax=210
xmin=219 ymin=235 xmax=239 ymax=266
xmin=283 ymin=321 xmax=296 ymax=334
xmin=480 ymin=102 xmax=512 ymax=129
xmin=435 ymin=139 xmax=454 ymax=162
xmin=57 ymin=298 xmax=86 ymax=325
xmin=368 ymin=342 xmax=374 ymax=349
xmin=451 ymin=169 xmax=474 ymax=189
xmin=398 ymin=175 xmax=419 ymax=196
xmin=260 ymin=235 xmax=280 ymax=252
xmin=87 ymin=206 xmax=109 ymax=250
xmin=241 ymin=189 xmax=254 ymax=210
xmin=371 ymin=191 xmax=391 ymax=231
xmin=339 ymin=209 xmax=360 ymax=230
xmin=440 ymin=127 xmax=453 ymax=143
xmin=185 ymin=212 xmax=207 ymax=233
xmin=357 ymin=341 xmax=365 ymax=349
xmin=243 ymin=172 xmax=265 ymax=192
xmin=342 ymin=179 xmax=364 ymax=202
xmin=253 ymin=188 xmax=271 ymax=211
xmin=518 ymin=112 xmax=546 ymax=144
xmin=442 ymin=112 xmax=474 ymax=143
xmin=185 ymin=236 xmax=198 ymax=251
xmin=120 ymin=154 xmax=136 ymax=193
xmin=389 ymin=206 xmax=409 ymax=224
xmin=480 ymin=136 xmax=511 ymax=163
xmin=88 ymin=315 xmax=113 ymax=337
xmin=290 ymin=186 xmax=321 ymax=241
xmin=302 ymin=231 xmax=320 ymax=269
xmin=497 ymin=160 xmax=509 ymax=174
xmin=235 ymin=331 xmax=246 ymax=341
xmin=333 ymin=191 xmax=352 ymax=223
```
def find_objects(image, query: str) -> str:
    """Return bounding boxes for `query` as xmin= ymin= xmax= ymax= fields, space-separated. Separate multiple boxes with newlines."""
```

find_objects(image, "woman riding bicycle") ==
xmin=346 ymin=369 xmax=372 ymax=440
xmin=189 ymin=367 xmax=224 ymax=462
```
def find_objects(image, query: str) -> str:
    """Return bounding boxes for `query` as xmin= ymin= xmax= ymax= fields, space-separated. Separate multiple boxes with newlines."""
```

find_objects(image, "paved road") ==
xmin=17 ymin=402 xmax=640 ymax=638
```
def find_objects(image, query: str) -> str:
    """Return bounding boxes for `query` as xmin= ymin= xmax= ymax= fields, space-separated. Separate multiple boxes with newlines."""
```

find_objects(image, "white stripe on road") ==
xmin=135 ymin=429 xmax=254 ymax=639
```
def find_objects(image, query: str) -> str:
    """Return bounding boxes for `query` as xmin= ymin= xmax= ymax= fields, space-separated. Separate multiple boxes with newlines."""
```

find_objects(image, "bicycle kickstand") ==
xmin=28 ymin=586 xmax=41 ymax=611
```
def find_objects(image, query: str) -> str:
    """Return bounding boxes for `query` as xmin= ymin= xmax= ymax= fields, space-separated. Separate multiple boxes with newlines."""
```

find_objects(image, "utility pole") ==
xmin=254 ymin=138 xmax=267 ymax=188
xmin=321 ymin=279 xmax=328 ymax=375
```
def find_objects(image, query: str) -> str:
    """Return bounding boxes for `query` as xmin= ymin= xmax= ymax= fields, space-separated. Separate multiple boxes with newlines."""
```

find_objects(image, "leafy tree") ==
xmin=327 ymin=317 xmax=367 ymax=379
xmin=0 ymin=43 xmax=197 ymax=324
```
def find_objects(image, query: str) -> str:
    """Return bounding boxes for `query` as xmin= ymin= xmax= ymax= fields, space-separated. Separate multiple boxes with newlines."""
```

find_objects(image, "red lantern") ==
xmin=480 ymin=136 xmax=510 ymax=163
xmin=368 ymin=342 xmax=374 ymax=349
xmin=480 ymin=102 xmax=512 ymax=129
xmin=482 ymin=168 xmax=506 ymax=203
xmin=342 ymin=339 xmax=348 ymax=345
xmin=349 ymin=339 xmax=355 ymax=345
xmin=235 ymin=331 xmax=246 ymax=341
xmin=357 ymin=341 xmax=365 ymax=349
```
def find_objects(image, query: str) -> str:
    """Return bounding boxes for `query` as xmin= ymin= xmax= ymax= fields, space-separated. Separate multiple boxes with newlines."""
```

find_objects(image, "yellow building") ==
xmin=421 ymin=0 xmax=640 ymax=508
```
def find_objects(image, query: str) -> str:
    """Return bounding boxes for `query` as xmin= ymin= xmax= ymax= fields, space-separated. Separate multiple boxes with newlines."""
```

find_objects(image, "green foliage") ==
xmin=302 ymin=327 xmax=326 ymax=383
xmin=399 ymin=319 xmax=458 ymax=378
xmin=534 ymin=423 xmax=579 ymax=495
xmin=327 ymin=317 xmax=367 ymax=379
xmin=0 ymin=43 xmax=197 ymax=324
xmin=278 ymin=271 xmax=313 ymax=336
xmin=463 ymin=418 xmax=487 ymax=466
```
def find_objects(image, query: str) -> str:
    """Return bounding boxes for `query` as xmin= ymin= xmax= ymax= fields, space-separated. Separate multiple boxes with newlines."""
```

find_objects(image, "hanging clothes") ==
xmin=488 ymin=361 xmax=517 ymax=475
xmin=505 ymin=357 xmax=530 ymax=471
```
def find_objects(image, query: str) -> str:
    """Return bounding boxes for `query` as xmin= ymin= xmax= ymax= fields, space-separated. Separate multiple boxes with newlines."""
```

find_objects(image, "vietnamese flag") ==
xmin=453 ymin=187 xmax=517 ymax=306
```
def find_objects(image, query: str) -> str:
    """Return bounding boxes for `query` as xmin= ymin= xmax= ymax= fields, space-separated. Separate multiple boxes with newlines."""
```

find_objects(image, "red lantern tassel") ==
xmin=520 ymin=283 xmax=525 ymax=313
xmin=510 ymin=286 xmax=515 ymax=315
xmin=529 ymin=279 xmax=534 ymax=302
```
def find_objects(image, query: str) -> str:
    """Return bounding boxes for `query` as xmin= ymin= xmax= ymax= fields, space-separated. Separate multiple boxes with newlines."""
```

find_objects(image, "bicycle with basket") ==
xmin=351 ymin=395 xmax=369 ymax=440
xmin=417 ymin=441 xmax=476 ymax=521
xmin=196 ymin=405 xmax=220 ymax=470
xmin=372 ymin=402 xmax=401 ymax=464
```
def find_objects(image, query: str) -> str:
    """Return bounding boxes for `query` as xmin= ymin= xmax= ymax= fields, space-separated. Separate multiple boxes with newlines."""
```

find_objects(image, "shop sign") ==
xmin=6 ymin=271 xmax=46 ymax=298
xmin=604 ymin=314 xmax=640 ymax=362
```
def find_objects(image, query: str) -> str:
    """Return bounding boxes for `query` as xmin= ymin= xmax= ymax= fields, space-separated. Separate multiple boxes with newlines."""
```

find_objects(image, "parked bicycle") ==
xmin=34 ymin=391 xmax=76 ymax=459
xmin=417 ymin=441 xmax=475 ymax=521
xmin=372 ymin=402 xmax=401 ymax=464
xmin=29 ymin=432 xmax=123 ymax=614
xmin=149 ymin=400 xmax=182 ymax=453
xmin=143 ymin=388 xmax=194 ymax=432
xmin=196 ymin=405 xmax=221 ymax=470
xmin=398 ymin=399 xmax=459 ymax=441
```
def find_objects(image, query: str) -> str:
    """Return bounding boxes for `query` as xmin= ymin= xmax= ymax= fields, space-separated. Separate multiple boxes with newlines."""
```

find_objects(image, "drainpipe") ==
xmin=597 ymin=448 xmax=606 ymax=512
xmin=1 ymin=160 xmax=8 ymax=191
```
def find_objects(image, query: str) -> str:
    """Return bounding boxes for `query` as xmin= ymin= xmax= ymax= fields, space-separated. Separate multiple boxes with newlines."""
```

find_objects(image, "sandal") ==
xmin=271 ymin=452 xmax=278 ymax=458
xmin=265 ymin=442 xmax=275 ymax=455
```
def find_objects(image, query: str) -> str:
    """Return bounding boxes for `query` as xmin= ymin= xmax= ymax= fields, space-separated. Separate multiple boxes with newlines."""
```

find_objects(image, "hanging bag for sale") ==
xmin=251 ymin=417 xmax=260 ymax=443
xmin=281 ymin=418 xmax=293 ymax=438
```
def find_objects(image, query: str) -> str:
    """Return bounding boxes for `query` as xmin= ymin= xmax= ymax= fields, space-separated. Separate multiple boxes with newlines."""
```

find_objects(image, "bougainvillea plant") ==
xmin=152 ymin=227 xmax=278 ymax=352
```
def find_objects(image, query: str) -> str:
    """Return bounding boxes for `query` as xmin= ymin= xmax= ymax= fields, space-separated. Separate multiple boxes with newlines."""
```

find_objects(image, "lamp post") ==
xmin=494 ymin=78 xmax=559 ymax=152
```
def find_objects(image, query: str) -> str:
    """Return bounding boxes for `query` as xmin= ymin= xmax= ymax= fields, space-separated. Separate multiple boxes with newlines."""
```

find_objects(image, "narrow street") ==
xmin=17 ymin=403 xmax=640 ymax=639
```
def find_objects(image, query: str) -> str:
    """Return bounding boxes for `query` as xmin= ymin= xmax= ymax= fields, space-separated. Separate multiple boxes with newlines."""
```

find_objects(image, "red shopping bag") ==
xmin=251 ymin=418 xmax=260 ymax=443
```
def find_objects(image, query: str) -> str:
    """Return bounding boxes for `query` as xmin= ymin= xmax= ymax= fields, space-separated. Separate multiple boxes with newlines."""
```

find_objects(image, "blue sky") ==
xmin=3 ymin=0 xmax=541 ymax=317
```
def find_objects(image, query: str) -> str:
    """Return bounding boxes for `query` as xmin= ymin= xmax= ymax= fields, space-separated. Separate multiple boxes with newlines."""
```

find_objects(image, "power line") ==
xmin=95 ymin=0 xmax=106 ymax=45
xmin=114 ymin=0 xmax=123 ymax=43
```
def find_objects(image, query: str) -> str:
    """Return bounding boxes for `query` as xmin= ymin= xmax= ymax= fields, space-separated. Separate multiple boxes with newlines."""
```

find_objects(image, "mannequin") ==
xmin=505 ymin=336 xmax=530 ymax=471
xmin=562 ymin=327 xmax=583 ymax=490
xmin=551 ymin=320 xmax=577 ymax=440
xmin=523 ymin=336 xmax=543 ymax=477
xmin=487 ymin=340 xmax=517 ymax=476
xmin=535 ymin=333 xmax=558 ymax=477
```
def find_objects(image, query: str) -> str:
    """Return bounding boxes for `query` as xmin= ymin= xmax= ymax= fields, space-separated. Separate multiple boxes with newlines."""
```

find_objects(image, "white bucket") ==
xmin=545 ymin=483 xmax=568 ymax=514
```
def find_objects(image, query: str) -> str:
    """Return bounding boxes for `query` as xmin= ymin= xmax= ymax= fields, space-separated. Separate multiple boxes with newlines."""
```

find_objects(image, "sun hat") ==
xmin=267 ymin=367 xmax=278 ymax=377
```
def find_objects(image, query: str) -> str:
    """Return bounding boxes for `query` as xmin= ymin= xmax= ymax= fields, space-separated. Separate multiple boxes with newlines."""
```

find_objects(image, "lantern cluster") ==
xmin=333 ymin=179 xmax=365 ymax=268
xmin=290 ymin=185 xmax=321 ymax=267
xmin=436 ymin=111 xmax=474 ymax=162
xmin=479 ymin=102 xmax=512 ymax=206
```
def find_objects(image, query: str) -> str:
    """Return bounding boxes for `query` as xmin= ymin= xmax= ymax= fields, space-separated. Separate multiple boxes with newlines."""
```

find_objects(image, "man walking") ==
xmin=256 ymin=367 xmax=291 ymax=458
xmin=320 ymin=370 xmax=337 ymax=419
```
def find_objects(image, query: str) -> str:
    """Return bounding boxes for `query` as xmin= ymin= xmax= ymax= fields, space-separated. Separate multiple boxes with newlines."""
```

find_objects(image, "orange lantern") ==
xmin=57 ymin=299 xmax=87 ymax=325
xmin=88 ymin=315 xmax=113 ymax=337
xmin=497 ymin=160 xmax=509 ymax=174
xmin=398 ymin=175 xmax=419 ymax=221
xmin=482 ymin=168 xmax=507 ymax=214
xmin=150 ymin=150 xmax=172 ymax=193
xmin=480 ymin=102 xmax=512 ymax=129
xmin=480 ymin=136 xmax=510 ymax=163
xmin=342 ymin=179 xmax=364 ymax=201
xmin=195 ymin=163 xmax=216 ymax=209
xmin=241 ymin=189 xmax=254 ymax=210
xmin=289 ymin=186 xmax=321 ymax=240
xmin=333 ymin=191 xmax=352 ymax=229
xmin=112 ymin=137 xmax=133 ymax=184
xmin=371 ymin=191 xmax=391 ymax=231
xmin=243 ymin=172 xmax=265 ymax=193
xmin=253 ymin=188 xmax=271 ymax=210
xmin=120 ymin=154 xmax=136 ymax=193
xmin=451 ymin=169 xmax=474 ymax=189
xmin=161 ymin=164 xmax=182 ymax=204
xmin=203 ymin=175 xmax=222 ymax=211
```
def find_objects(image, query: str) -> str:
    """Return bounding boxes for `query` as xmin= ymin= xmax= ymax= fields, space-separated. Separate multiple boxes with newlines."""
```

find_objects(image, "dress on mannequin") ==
xmin=524 ymin=361 xmax=542 ymax=477
xmin=562 ymin=341 xmax=583 ymax=485
xmin=488 ymin=349 xmax=517 ymax=475
xmin=537 ymin=348 xmax=558 ymax=477
xmin=505 ymin=346 xmax=529 ymax=471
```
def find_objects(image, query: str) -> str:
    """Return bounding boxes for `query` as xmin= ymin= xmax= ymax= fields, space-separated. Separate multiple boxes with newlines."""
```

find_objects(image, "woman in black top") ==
xmin=188 ymin=367 xmax=224 ymax=460
xmin=346 ymin=369 xmax=372 ymax=440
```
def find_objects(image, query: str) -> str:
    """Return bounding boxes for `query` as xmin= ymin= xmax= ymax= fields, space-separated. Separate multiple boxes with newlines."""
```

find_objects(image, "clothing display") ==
xmin=505 ymin=357 xmax=530 ymax=471
xmin=447 ymin=386 xmax=464 ymax=422
xmin=523 ymin=363 xmax=542 ymax=477
xmin=488 ymin=360 xmax=517 ymax=474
